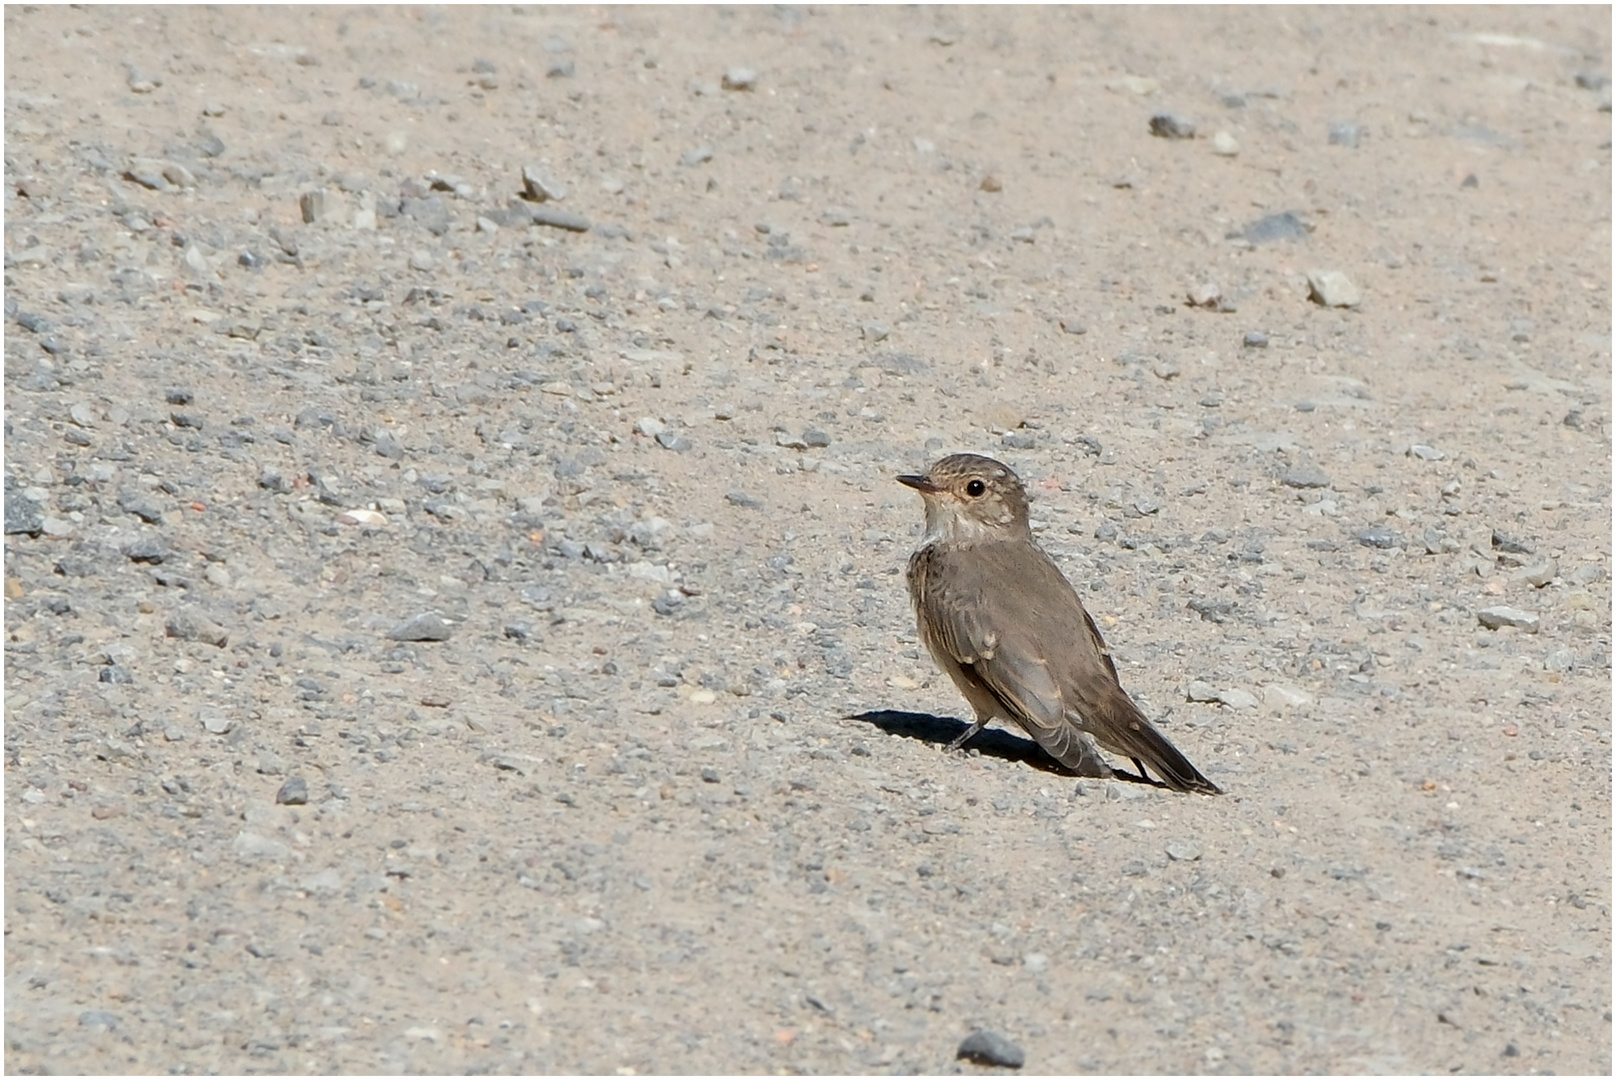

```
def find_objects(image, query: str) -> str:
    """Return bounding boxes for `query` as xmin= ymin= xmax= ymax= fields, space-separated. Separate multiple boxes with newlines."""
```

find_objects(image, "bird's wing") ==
xmin=914 ymin=542 xmax=1090 ymax=764
xmin=919 ymin=542 xmax=1220 ymax=792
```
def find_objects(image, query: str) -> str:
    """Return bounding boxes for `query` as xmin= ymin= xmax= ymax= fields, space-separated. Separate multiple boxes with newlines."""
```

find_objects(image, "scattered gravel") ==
xmin=2 ymin=7 xmax=1606 ymax=1078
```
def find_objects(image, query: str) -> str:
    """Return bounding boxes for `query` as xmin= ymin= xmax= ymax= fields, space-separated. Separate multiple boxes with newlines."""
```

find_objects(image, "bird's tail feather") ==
xmin=1082 ymin=697 xmax=1221 ymax=794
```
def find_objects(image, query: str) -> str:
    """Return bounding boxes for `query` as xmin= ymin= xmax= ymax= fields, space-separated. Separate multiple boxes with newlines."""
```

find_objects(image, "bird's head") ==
xmin=897 ymin=453 xmax=1031 ymax=543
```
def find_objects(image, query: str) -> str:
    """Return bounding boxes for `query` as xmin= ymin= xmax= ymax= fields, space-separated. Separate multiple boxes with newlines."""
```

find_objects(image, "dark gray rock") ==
xmin=276 ymin=776 xmax=310 ymax=805
xmin=1355 ymin=527 xmax=1402 ymax=549
xmin=1491 ymin=529 xmax=1533 ymax=555
xmin=118 ymin=491 xmax=165 ymax=523
xmin=1281 ymin=462 xmax=1331 ymax=489
xmin=125 ymin=537 xmax=169 ymax=563
xmin=958 ymin=1030 xmax=1025 ymax=1068
xmin=1149 ymin=113 xmax=1196 ymax=139
xmin=5 ymin=489 xmax=43 ymax=535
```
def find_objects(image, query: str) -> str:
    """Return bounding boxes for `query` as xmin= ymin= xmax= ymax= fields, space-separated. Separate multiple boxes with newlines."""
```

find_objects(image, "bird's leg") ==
xmin=1131 ymin=757 xmax=1149 ymax=781
xmin=945 ymin=719 xmax=987 ymax=753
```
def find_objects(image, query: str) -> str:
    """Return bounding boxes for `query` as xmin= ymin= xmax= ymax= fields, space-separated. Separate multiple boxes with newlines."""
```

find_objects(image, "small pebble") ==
xmin=958 ymin=1030 xmax=1025 ymax=1069
xmin=200 ymin=710 xmax=235 ymax=735
xmin=1328 ymin=122 xmax=1362 ymax=148
xmin=1211 ymin=130 xmax=1239 ymax=156
xmin=388 ymin=612 xmax=454 ymax=642
xmin=721 ymin=67 xmax=758 ymax=91
xmin=1307 ymin=270 xmax=1361 ymax=308
xmin=1217 ymin=688 xmax=1259 ymax=710
xmin=1149 ymin=113 xmax=1196 ymax=139
xmin=521 ymin=165 xmax=566 ymax=202
xmin=166 ymin=610 xmax=229 ymax=648
xmin=1281 ymin=462 xmax=1331 ymax=489
xmin=276 ymin=776 xmax=310 ymax=805
xmin=655 ymin=431 xmax=691 ymax=452
xmin=1512 ymin=558 xmax=1558 ymax=588
xmin=528 ymin=206 xmax=591 ymax=233
xmin=1407 ymin=444 xmax=1445 ymax=461
xmin=1477 ymin=606 xmax=1539 ymax=633
xmin=1243 ymin=331 xmax=1269 ymax=348
xmin=1166 ymin=839 xmax=1203 ymax=861
xmin=1356 ymin=527 xmax=1402 ymax=549
xmin=1238 ymin=212 xmax=1309 ymax=245
xmin=1491 ymin=530 xmax=1533 ymax=555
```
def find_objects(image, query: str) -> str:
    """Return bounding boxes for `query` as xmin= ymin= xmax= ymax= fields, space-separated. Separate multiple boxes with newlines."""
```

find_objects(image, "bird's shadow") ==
xmin=847 ymin=709 xmax=1165 ymax=787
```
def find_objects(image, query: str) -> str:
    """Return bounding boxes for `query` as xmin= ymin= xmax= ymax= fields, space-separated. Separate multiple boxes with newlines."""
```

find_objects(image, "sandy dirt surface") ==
xmin=4 ymin=5 xmax=1611 ymax=1074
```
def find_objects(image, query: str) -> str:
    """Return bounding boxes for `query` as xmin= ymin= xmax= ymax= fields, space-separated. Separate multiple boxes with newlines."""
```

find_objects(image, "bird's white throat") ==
xmin=919 ymin=497 xmax=999 ymax=546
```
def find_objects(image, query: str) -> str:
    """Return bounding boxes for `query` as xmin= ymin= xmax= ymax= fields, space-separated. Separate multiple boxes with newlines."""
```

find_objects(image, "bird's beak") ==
xmin=896 ymin=473 xmax=939 ymax=493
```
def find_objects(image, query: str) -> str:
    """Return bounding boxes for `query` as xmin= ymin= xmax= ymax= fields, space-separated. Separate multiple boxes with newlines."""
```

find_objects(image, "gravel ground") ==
xmin=4 ymin=6 xmax=1610 ymax=1075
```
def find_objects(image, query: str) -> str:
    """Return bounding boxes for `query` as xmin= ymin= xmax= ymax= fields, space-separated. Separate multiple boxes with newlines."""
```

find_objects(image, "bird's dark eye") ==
xmin=965 ymin=479 xmax=986 ymax=497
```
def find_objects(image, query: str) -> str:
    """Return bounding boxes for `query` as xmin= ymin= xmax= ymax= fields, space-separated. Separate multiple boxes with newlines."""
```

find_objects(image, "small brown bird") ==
xmin=898 ymin=453 xmax=1220 ymax=794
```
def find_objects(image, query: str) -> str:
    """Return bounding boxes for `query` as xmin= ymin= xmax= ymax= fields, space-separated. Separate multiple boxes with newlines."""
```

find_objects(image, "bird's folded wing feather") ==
xmin=917 ymin=544 xmax=1078 ymax=743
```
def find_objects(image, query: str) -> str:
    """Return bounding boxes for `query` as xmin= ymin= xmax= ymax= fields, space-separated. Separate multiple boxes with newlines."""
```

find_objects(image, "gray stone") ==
xmin=232 ymin=831 xmax=291 ymax=863
xmin=655 ymin=430 xmax=691 ymax=452
xmin=1237 ymin=211 xmax=1309 ymax=245
xmin=200 ymin=709 xmax=235 ymax=735
xmin=79 ymin=1010 xmax=119 ymax=1031
xmin=1544 ymin=649 xmax=1576 ymax=673
xmin=1166 ymin=839 xmax=1203 ymax=861
xmin=1491 ymin=529 xmax=1533 ymax=555
xmin=958 ymin=1030 xmax=1025 ymax=1068
xmin=1217 ymin=688 xmax=1259 ymax=710
xmin=276 ymin=776 xmax=310 ymax=805
xmin=401 ymin=195 xmax=451 ymax=235
xmin=1477 ymin=606 xmax=1539 ymax=633
xmin=1281 ymin=462 xmax=1331 ymax=489
xmin=1407 ymin=444 xmax=1445 ymax=460
xmin=1356 ymin=527 xmax=1402 ymax=549
xmin=721 ymin=67 xmax=758 ymax=91
xmin=125 ymin=538 xmax=170 ymax=563
xmin=5 ymin=489 xmax=43 ymax=535
xmin=166 ymin=610 xmax=228 ymax=647
xmin=1149 ymin=113 xmax=1196 ymax=139
xmin=629 ymin=516 xmax=675 ymax=550
xmin=1307 ymin=270 xmax=1361 ymax=308
xmin=527 ymin=206 xmax=590 ymax=233
xmin=1512 ymin=558 xmax=1558 ymax=588
xmin=118 ymin=491 xmax=164 ymax=523
xmin=389 ymin=612 xmax=453 ymax=641
xmin=681 ymin=145 xmax=715 ymax=167
xmin=726 ymin=491 xmax=763 ymax=510
xmin=1328 ymin=122 xmax=1362 ymax=147
xmin=521 ymin=165 xmax=566 ymax=202
xmin=1187 ymin=680 xmax=1220 ymax=703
